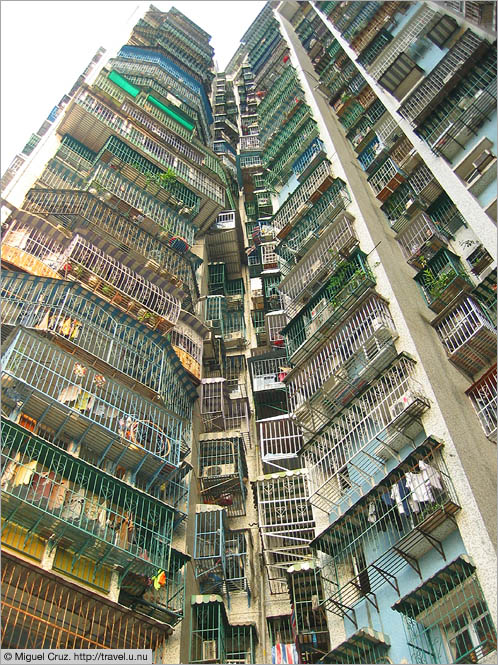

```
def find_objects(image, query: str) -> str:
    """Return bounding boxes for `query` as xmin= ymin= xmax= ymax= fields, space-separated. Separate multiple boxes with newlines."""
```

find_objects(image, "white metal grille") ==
xmin=278 ymin=212 xmax=359 ymax=319
xmin=434 ymin=297 xmax=496 ymax=375
xmin=259 ymin=415 xmax=304 ymax=470
xmin=396 ymin=212 xmax=449 ymax=264
xmin=302 ymin=356 xmax=430 ymax=515
xmin=466 ymin=365 xmax=497 ymax=438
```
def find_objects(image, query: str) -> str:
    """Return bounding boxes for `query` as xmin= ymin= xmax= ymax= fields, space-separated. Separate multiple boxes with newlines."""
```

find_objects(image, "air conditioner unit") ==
xmin=390 ymin=392 xmax=413 ymax=419
xmin=202 ymin=464 xmax=236 ymax=478
xmin=202 ymin=640 xmax=218 ymax=662
xmin=472 ymin=149 xmax=494 ymax=171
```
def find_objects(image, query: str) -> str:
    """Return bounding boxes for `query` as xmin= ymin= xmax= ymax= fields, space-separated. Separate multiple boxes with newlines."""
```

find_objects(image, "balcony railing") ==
xmin=282 ymin=251 xmax=376 ymax=364
xmin=2 ymin=218 xmax=181 ymax=330
xmin=278 ymin=212 xmax=359 ymax=319
xmin=396 ymin=212 xmax=451 ymax=269
xmin=1 ymin=419 xmax=176 ymax=576
xmin=2 ymin=328 xmax=185 ymax=471
xmin=276 ymin=182 xmax=352 ymax=271
xmin=466 ymin=364 xmax=497 ymax=439
xmin=22 ymin=188 xmax=198 ymax=306
xmin=62 ymin=90 xmax=224 ymax=205
xmin=433 ymin=296 xmax=496 ymax=376
xmin=367 ymin=158 xmax=406 ymax=201
xmin=1 ymin=272 xmax=195 ymax=415
xmin=301 ymin=356 xmax=430 ymax=515
xmin=399 ymin=29 xmax=490 ymax=126
xmin=240 ymin=134 xmax=261 ymax=151
xmin=258 ymin=415 xmax=303 ymax=471
xmin=414 ymin=248 xmax=474 ymax=313
xmin=312 ymin=440 xmax=460 ymax=621
xmin=287 ymin=294 xmax=398 ymax=431
xmin=271 ymin=161 xmax=335 ymax=239
xmin=249 ymin=354 xmax=288 ymax=393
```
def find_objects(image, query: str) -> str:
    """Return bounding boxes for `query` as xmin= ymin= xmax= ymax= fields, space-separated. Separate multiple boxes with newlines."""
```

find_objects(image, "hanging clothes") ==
xmin=1 ymin=453 xmax=21 ymax=489
xmin=367 ymin=501 xmax=377 ymax=523
xmin=74 ymin=391 xmax=95 ymax=412
xmin=272 ymin=643 xmax=300 ymax=665
xmin=391 ymin=477 xmax=411 ymax=515
xmin=58 ymin=384 xmax=81 ymax=405
xmin=61 ymin=488 xmax=85 ymax=522
xmin=405 ymin=471 xmax=434 ymax=505
xmin=419 ymin=460 xmax=443 ymax=490
xmin=13 ymin=460 xmax=37 ymax=487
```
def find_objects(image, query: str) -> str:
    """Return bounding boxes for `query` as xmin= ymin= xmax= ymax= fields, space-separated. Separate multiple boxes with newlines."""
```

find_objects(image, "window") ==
xmin=445 ymin=602 xmax=495 ymax=663
xmin=379 ymin=53 xmax=419 ymax=95
xmin=427 ymin=14 xmax=459 ymax=47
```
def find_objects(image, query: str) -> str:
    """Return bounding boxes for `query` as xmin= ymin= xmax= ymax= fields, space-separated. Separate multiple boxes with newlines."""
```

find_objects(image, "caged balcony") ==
xmin=271 ymin=161 xmax=335 ymax=239
xmin=275 ymin=180 xmax=352 ymax=271
xmin=200 ymin=378 xmax=229 ymax=433
xmin=193 ymin=506 xmax=229 ymax=595
xmin=466 ymin=364 xmax=497 ymax=440
xmin=169 ymin=311 xmax=208 ymax=381
xmin=301 ymin=355 xmax=431 ymax=516
xmin=198 ymin=434 xmax=248 ymax=517
xmin=287 ymin=294 xmax=399 ymax=434
xmin=1 ymin=419 xmax=176 ymax=578
xmin=2 ymin=327 xmax=187 ymax=473
xmin=249 ymin=352 xmax=288 ymax=395
xmin=311 ymin=440 xmax=461 ymax=626
xmin=265 ymin=311 xmax=287 ymax=349
xmin=393 ymin=555 xmax=497 ymax=665
xmin=258 ymin=415 xmax=303 ymax=471
xmin=119 ymin=548 xmax=189 ymax=626
xmin=414 ymin=249 xmax=474 ymax=313
xmin=367 ymin=158 xmax=406 ymax=201
xmin=261 ymin=241 xmax=279 ymax=272
xmin=254 ymin=470 xmax=316 ymax=594
xmin=278 ymin=212 xmax=359 ymax=319
xmin=0 ymin=272 xmax=196 ymax=413
xmin=2 ymin=218 xmax=182 ymax=332
xmin=282 ymin=251 xmax=376 ymax=366
xmin=399 ymin=29 xmax=490 ymax=127
xmin=22 ymin=187 xmax=199 ymax=307
xmin=396 ymin=212 xmax=451 ymax=270
xmin=432 ymin=296 xmax=496 ymax=376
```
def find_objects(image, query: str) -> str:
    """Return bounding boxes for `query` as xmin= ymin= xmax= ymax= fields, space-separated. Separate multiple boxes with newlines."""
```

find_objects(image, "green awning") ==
xmin=147 ymin=95 xmax=195 ymax=132
xmin=108 ymin=70 xmax=140 ymax=98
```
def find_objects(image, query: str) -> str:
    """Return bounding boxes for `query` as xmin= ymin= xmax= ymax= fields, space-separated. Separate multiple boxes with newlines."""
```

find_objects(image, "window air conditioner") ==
xmin=202 ymin=640 xmax=218 ymax=662
xmin=202 ymin=464 xmax=236 ymax=478
xmin=390 ymin=392 xmax=413 ymax=419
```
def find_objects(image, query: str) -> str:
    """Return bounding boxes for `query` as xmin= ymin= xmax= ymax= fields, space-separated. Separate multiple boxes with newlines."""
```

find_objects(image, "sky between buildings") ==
xmin=0 ymin=0 xmax=266 ymax=171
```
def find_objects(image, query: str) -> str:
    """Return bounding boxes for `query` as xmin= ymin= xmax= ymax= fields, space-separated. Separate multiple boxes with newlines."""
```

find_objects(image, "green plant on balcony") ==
xmin=418 ymin=256 xmax=457 ymax=300
xmin=101 ymin=284 xmax=116 ymax=298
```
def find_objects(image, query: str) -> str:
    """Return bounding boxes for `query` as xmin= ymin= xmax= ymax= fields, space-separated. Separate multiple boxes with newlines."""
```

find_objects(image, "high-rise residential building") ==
xmin=1 ymin=2 xmax=496 ymax=664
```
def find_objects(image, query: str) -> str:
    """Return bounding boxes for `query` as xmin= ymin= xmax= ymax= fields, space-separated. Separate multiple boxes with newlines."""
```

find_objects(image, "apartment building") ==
xmin=1 ymin=2 xmax=497 ymax=664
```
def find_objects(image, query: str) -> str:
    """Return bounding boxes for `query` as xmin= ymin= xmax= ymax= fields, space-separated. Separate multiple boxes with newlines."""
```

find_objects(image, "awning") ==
xmin=320 ymin=627 xmax=390 ymax=663
xmin=287 ymin=560 xmax=316 ymax=574
xmin=391 ymin=555 xmax=475 ymax=617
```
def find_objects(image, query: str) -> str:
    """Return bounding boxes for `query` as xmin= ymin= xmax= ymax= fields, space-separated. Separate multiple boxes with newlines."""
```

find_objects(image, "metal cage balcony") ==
xmin=271 ymin=161 xmax=335 ymax=239
xmin=396 ymin=212 xmax=451 ymax=270
xmin=466 ymin=364 xmax=497 ymax=439
xmin=198 ymin=434 xmax=248 ymax=518
xmin=249 ymin=352 xmax=288 ymax=394
xmin=367 ymin=158 xmax=406 ymax=201
xmin=200 ymin=378 xmax=229 ymax=433
xmin=393 ymin=555 xmax=497 ymax=665
xmin=414 ymin=248 xmax=474 ymax=313
xmin=169 ymin=311 xmax=207 ymax=381
xmin=432 ymin=296 xmax=496 ymax=376
xmin=0 ymin=271 xmax=194 ymax=415
xmin=1 ymin=554 xmax=171 ymax=655
xmin=275 ymin=181 xmax=352 ymax=271
xmin=312 ymin=439 xmax=460 ymax=627
xmin=282 ymin=251 xmax=376 ymax=366
xmin=2 ymin=328 xmax=186 ymax=477
xmin=266 ymin=311 xmax=287 ymax=349
xmin=258 ymin=415 xmax=303 ymax=471
xmin=193 ymin=506 xmax=228 ymax=595
xmin=22 ymin=188 xmax=199 ymax=307
xmin=287 ymin=294 xmax=399 ymax=433
xmin=254 ymin=470 xmax=316 ymax=592
xmin=301 ymin=355 xmax=431 ymax=516
xmin=2 ymin=218 xmax=182 ymax=332
xmin=1 ymin=419 xmax=176 ymax=577
xmin=278 ymin=212 xmax=359 ymax=320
